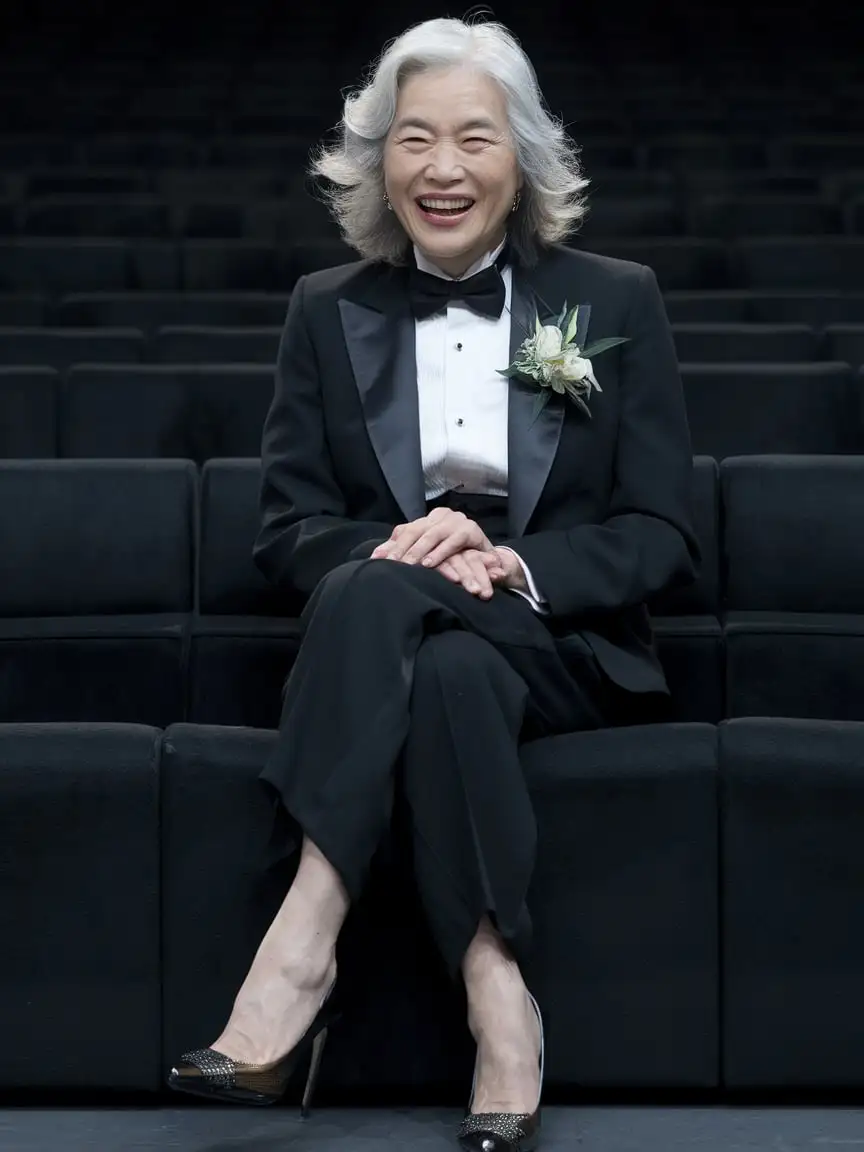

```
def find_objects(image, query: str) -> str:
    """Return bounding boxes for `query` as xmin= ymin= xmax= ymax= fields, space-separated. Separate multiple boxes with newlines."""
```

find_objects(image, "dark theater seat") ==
xmin=190 ymin=459 xmax=303 ymax=728
xmin=57 ymin=290 xmax=291 ymax=332
xmin=681 ymin=363 xmax=857 ymax=458
xmin=652 ymin=456 xmax=723 ymax=723
xmin=161 ymin=720 xmax=719 ymax=1092
xmin=0 ymin=326 xmax=145 ymax=369
xmin=0 ymin=367 xmax=58 ymax=457
xmin=152 ymin=325 xmax=281 ymax=364
xmin=721 ymin=717 xmax=864 ymax=1087
xmin=672 ymin=323 xmax=818 ymax=364
xmin=61 ymin=364 xmax=274 ymax=462
xmin=723 ymin=456 xmax=864 ymax=720
xmin=0 ymin=723 xmax=162 ymax=1088
xmin=0 ymin=460 xmax=194 ymax=725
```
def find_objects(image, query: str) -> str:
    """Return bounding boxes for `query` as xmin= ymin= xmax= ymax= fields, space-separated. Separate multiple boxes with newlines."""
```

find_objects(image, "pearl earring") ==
xmin=511 ymin=191 xmax=521 ymax=213
xmin=383 ymin=193 xmax=393 ymax=211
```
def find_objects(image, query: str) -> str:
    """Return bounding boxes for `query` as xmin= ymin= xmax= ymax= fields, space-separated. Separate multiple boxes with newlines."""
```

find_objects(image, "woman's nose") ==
xmin=424 ymin=139 xmax=464 ymax=178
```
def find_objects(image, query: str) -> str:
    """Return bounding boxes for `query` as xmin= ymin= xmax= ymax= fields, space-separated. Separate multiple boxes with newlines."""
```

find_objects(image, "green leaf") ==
xmin=506 ymin=368 xmax=540 ymax=388
xmin=529 ymin=389 xmax=552 ymax=427
xmin=556 ymin=300 xmax=567 ymax=328
xmin=534 ymin=311 xmax=543 ymax=338
xmin=580 ymin=336 xmax=630 ymax=358
xmin=570 ymin=393 xmax=592 ymax=418
xmin=564 ymin=304 xmax=580 ymax=346
xmin=497 ymin=366 xmax=523 ymax=378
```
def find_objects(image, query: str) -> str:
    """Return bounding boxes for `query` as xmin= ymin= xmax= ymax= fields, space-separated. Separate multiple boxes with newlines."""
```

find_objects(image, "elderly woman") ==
xmin=168 ymin=16 xmax=699 ymax=1151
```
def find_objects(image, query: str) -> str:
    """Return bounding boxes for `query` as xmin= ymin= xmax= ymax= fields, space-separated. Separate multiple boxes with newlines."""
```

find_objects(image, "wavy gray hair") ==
xmin=311 ymin=18 xmax=589 ymax=267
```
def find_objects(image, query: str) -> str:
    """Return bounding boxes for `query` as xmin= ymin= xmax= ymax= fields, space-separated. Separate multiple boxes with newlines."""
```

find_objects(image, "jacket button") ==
xmin=456 ymin=418 xmax=464 ymax=426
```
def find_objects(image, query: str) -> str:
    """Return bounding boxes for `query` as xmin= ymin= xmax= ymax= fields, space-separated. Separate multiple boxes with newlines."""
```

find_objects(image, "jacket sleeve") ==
xmin=497 ymin=264 xmax=700 ymax=620
xmin=252 ymin=275 xmax=396 ymax=597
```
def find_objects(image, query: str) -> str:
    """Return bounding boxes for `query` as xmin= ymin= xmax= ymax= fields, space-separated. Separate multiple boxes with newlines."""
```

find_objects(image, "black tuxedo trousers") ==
xmin=259 ymin=492 xmax=660 ymax=977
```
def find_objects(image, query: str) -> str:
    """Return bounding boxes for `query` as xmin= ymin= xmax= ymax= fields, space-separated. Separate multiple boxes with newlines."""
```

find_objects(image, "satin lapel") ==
xmin=507 ymin=268 xmax=587 ymax=538
xmin=338 ymin=269 xmax=427 ymax=523
xmin=571 ymin=301 xmax=593 ymax=352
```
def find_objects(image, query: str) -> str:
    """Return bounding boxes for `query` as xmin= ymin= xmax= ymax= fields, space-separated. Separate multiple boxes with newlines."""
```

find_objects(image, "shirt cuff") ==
xmin=497 ymin=546 xmax=550 ymax=615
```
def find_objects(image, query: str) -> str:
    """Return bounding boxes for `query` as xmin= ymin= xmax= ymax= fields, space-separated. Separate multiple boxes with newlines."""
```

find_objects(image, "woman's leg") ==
xmin=462 ymin=916 xmax=541 ymax=1115
xmin=258 ymin=557 xmax=564 ymax=905
xmin=231 ymin=559 xmax=599 ymax=1067
xmin=209 ymin=835 xmax=348 ymax=1064
xmin=401 ymin=628 xmax=608 ymax=977
xmin=401 ymin=628 xmax=610 ymax=1112
xmin=400 ymin=630 xmax=536 ymax=976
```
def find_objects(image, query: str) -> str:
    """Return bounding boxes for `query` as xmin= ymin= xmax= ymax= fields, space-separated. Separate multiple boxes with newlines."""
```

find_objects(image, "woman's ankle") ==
xmin=462 ymin=916 xmax=519 ymax=987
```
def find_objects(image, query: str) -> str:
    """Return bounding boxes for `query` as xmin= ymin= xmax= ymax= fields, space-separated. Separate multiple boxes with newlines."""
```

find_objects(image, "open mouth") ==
xmin=415 ymin=196 xmax=475 ymax=222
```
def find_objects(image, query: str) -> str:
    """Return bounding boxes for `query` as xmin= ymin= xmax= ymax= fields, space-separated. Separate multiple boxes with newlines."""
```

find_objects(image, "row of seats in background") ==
xmin=4 ymin=171 xmax=864 ymax=238
xmin=1 ymin=454 xmax=860 ymax=730
xmin=1 ymin=235 xmax=862 ymax=293
xmin=4 ymin=130 xmax=864 ymax=171
xmin=4 ymin=318 xmax=864 ymax=364
xmin=3 ymin=356 xmax=864 ymax=462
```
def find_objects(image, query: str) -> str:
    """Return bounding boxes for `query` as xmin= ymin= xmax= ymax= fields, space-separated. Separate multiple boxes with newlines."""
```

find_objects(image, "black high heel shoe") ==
xmin=167 ymin=980 xmax=339 ymax=1112
xmin=457 ymin=991 xmax=544 ymax=1152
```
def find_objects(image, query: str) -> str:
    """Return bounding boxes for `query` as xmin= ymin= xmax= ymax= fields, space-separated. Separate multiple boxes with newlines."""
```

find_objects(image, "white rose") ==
xmin=535 ymin=325 xmax=563 ymax=360
xmin=559 ymin=346 xmax=601 ymax=389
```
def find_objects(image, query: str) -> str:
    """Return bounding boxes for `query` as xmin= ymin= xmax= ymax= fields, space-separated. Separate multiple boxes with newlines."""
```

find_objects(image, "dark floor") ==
xmin=2 ymin=1106 xmax=864 ymax=1151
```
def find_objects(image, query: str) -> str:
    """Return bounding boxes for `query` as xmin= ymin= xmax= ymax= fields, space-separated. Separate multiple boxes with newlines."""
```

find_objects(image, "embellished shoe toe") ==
xmin=167 ymin=980 xmax=338 ymax=1111
xmin=168 ymin=1045 xmax=298 ymax=1106
xmin=457 ymin=1109 xmax=539 ymax=1151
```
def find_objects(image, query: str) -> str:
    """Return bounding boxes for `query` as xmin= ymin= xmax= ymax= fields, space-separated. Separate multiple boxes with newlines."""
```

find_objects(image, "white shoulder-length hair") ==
xmin=311 ymin=17 xmax=589 ymax=267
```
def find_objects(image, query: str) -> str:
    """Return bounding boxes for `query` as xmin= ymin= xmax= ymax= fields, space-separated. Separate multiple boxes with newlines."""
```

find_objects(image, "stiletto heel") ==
xmin=300 ymin=1025 xmax=329 ymax=1118
xmin=457 ymin=991 xmax=545 ymax=1152
xmin=167 ymin=980 xmax=339 ymax=1110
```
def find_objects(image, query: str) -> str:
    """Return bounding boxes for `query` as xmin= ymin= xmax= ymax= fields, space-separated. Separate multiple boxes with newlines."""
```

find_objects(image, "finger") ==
xmin=399 ymin=525 xmax=453 ymax=564
xmin=436 ymin=558 xmax=462 ymax=583
xmin=414 ymin=526 xmax=475 ymax=567
xmin=466 ymin=553 xmax=496 ymax=598
xmin=370 ymin=524 xmax=405 ymax=557
xmin=446 ymin=552 xmax=482 ymax=595
xmin=379 ymin=521 xmax=425 ymax=560
xmin=472 ymin=549 xmax=506 ymax=579
xmin=477 ymin=550 xmax=505 ymax=570
xmin=402 ymin=511 xmax=472 ymax=565
xmin=449 ymin=552 xmax=493 ymax=598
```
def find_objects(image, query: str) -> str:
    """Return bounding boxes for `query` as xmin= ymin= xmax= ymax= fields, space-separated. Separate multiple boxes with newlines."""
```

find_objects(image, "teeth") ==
xmin=418 ymin=198 xmax=473 ymax=210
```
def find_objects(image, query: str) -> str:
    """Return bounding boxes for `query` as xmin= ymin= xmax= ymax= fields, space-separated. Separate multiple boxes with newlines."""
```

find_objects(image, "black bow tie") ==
xmin=407 ymin=248 xmax=509 ymax=322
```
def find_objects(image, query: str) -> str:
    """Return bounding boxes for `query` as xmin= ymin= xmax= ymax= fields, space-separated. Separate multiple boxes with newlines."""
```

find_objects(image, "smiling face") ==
xmin=383 ymin=65 xmax=522 ymax=278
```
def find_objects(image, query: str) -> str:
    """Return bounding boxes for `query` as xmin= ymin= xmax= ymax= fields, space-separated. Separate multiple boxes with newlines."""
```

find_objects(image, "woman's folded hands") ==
xmin=370 ymin=507 xmax=526 ymax=600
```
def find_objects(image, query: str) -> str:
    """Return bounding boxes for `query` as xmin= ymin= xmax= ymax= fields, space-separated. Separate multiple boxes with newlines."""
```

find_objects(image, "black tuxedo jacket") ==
xmin=253 ymin=243 xmax=700 ymax=696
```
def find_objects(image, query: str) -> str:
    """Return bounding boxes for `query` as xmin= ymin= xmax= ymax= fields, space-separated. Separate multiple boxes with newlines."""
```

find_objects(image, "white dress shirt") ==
xmin=413 ymin=239 xmax=549 ymax=614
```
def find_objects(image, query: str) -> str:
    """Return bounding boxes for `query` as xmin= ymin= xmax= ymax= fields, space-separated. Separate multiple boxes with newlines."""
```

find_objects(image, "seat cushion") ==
xmin=188 ymin=616 xmax=302 ymax=728
xmin=721 ymin=717 xmax=864 ymax=1086
xmin=0 ymin=460 xmax=195 ymax=616
xmin=0 ymin=722 xmax=162 ymax=1088
xmin=0 ymin=367 xmax=58 ymax=457
xmin=655 ymin=616 xmax=724 ymax=723
xmin=62 ymin=366 xmax=273 ymax=462
xmin=0 ymin=613 xmax=187 ymax=725
xmin=161 ymin=720 xmax=719 ymax=1090
xmin=683 ymin=366 xmax=856 ymax=457
xmin=726 ymin=611 xmax=864 ymax=720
